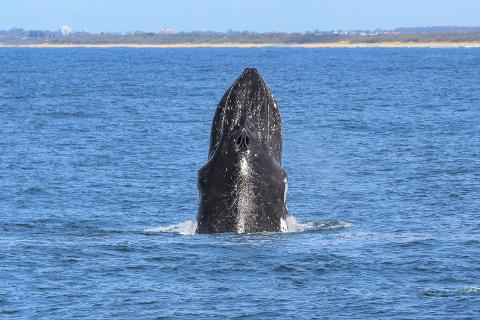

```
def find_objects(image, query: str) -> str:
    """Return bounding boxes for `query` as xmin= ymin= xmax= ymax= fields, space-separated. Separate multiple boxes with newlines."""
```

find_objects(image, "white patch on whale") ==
xmin=236 ymin=155 xmax=253 ymax=233
xmin=280 ymin=217 xmax=288 ymax=232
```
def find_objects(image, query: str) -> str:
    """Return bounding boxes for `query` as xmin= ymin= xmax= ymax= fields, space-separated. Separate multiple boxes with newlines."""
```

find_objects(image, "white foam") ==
xmin=462 ymin=286 xmax=480 ymax=294
xmin=145 ymin=216 xmax=351 ymax=235
xmin=283 ymin=215 xmax=313 ymax=232
xmin=283 ymin=215 xmax=352 ymax=233
xmin=423 ymin=286 xmax=480 ymax=297
xmin=144 ymin=220 xmax=197 ymax=235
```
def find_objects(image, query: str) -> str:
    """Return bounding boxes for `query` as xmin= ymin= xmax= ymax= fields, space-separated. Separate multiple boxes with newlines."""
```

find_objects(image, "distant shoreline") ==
xmin=1 ymin=41 xmax=480 ymax=48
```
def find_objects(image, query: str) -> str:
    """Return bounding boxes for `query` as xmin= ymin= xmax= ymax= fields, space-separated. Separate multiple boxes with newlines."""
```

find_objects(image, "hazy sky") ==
xmin=1 ymin=0 xmax=479 ymax=32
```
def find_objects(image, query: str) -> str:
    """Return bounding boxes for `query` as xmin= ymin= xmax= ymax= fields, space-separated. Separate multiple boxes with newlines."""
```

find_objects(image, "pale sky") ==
xmin=1 ymin=0 xmax=479 ymax=32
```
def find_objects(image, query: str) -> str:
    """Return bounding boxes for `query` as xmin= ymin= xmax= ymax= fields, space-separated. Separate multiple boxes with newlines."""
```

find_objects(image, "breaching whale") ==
xmin=196 ymin=68 xmax=288 ymax=233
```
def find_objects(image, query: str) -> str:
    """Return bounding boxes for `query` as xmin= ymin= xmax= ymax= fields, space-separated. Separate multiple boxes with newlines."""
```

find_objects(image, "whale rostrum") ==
xmin=196 ymin=68 xmax=288 ymax=233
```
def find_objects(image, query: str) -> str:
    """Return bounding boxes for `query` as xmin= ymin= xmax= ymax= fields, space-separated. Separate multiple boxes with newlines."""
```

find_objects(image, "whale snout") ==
xmin=208 ymin=67 xmax=283 ymax=162
xmin=242 ymin=67 xmax=260 ymax=77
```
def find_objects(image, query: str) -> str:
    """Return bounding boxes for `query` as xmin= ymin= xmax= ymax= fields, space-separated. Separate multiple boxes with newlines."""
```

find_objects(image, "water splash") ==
xmin=145 ymin=216 xmax=351 ymax=235
xmin=283 ymin=216 xmax=352 ymax=233
xmin=423 ymin=286 xmax=480 ymax=297
xmin=144 ymin=220 xmax=197 ymax=235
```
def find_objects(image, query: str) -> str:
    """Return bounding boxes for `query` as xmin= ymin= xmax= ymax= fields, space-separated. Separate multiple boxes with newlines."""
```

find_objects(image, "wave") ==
xmin=423 ymin=286 xmax=480 ymax=297
xmin=283 ymin=216 xmax=352 ymax=233
xmin=144 ymin=216 xmax=352 ymax=235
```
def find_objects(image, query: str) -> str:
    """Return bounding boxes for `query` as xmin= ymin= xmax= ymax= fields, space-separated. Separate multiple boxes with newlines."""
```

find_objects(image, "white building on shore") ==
xmin=60 ymin=25 xmax=72 ymax=36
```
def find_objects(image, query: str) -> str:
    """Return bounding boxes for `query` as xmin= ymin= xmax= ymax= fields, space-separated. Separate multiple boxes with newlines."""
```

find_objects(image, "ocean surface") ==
xmin=1 ymin=47 xmax=479 ymax=319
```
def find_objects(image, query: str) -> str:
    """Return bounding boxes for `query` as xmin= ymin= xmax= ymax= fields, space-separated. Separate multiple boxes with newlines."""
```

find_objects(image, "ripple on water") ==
xmin=2 ymin=48 xmax=480 ymax=319
xmin=144 ymin=216 xmax=352 ymax=235
xmin=422 ymin=286 xmax=480 ymax=297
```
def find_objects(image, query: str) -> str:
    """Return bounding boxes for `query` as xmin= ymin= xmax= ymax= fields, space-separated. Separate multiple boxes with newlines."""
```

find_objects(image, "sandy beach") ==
xmin=1 ymin=41 xmax=480 ymax=48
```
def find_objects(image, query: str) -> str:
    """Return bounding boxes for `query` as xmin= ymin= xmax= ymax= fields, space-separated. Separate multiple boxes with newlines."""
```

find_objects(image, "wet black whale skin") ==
xmin=197 ymin=68 xmax=288 ymax=234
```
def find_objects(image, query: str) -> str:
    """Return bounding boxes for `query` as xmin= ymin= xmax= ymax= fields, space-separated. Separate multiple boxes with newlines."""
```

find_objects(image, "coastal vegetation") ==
xmin=2 ymin=27 xmax=480 ymax=45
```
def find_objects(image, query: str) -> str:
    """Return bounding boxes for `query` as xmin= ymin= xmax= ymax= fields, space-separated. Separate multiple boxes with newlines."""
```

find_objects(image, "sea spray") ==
xmin=144 ymin=220 xmax=197 ymax=235
xmin=145 ymin=217 xmax=351 ymax=235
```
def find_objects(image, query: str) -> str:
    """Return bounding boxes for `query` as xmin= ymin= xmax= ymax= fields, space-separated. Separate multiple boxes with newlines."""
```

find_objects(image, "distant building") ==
xmin=159 ymin=27 xmax=173 ymax=34
xmin=60 ymin=25 xmax=72 ymax=36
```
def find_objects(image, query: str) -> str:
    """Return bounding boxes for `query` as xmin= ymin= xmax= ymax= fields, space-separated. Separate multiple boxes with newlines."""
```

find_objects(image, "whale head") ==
xmin=197 ymin=68 xmax=288 ymax=233
xmin=208 ymin=68 xmax=282 ymax=164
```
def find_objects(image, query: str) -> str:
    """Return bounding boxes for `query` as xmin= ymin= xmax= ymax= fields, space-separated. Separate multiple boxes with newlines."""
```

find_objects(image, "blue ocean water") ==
xmin=0 ymin=47 xmax=479 ymax=319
